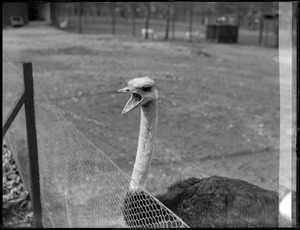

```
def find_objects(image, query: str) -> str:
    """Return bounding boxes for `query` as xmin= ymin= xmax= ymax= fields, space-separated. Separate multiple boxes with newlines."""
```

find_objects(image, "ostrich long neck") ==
xmin=130 ymin=99 xmax=157 ymax=190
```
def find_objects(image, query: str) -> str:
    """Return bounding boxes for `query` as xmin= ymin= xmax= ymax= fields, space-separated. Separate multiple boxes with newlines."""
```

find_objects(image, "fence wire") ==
xmin=2 ymin=58 xmax=189 ymax=228
xmin=5 ymin=57 xmax=293 ymax=228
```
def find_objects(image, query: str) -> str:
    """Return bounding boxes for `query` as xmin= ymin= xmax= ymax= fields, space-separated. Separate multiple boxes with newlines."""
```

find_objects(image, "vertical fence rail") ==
xmin=2 ymin=62 xmax=43 ymax=228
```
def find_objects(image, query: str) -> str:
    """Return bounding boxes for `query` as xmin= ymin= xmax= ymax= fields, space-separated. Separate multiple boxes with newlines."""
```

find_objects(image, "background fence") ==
xmin=50 ymin=2 xmax=279 ymax=46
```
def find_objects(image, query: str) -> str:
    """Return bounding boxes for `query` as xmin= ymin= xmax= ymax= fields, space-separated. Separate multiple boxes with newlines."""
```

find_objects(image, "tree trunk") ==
xmin=188 ymin=3 xmax=193 ymax=42
xmin=78 ymin=2 xmax=82 ymax=34
xmin=111 ymin=2 xmax=116 ymax=35
xmin=258 ymin=18 xmax=264 ymax=44
xmin=258 ymin=2 xmax=265 ymax=45
xmin=164 ymin=2 xmax=171 ymax=40
xmin=171 ymin=3 xmax=176 ymax=40
xmin=183 ymin=4 xmax=187 ymax=23
xmin=50 ymin=3 xmax=59 ymax=27
xmin=144 ymin=3 xmax=150 ymax=39
xmin=97 ymin=3 xmax=101 ymax=16
xmin=236 ymin=3 xmax=240 ymax=43
xmin=132 ymin=4 xmax=136 ymax=36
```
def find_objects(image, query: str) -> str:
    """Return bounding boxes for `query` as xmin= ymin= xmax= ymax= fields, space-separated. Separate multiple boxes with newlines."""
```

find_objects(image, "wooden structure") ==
xmin=2 ymin=2 xmax=51 ymax=27
xmin=259 ymin=13 xmax=279 ymax=47
xmin=206 ymin=24 xmax=239 ymax=43
xmin=10 ymin=16 xmax=25 ymax=27
xmin=2 ymin=3 xmax=29 ymax=26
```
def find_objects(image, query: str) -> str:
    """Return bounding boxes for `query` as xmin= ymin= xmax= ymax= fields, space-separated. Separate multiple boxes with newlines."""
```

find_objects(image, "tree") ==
xmin=117 ymin=2 xmax=130 ymax=21
xmin=128 ymin=2 xmax=142 ymax=37
xmin=171 ymin=2 xmax=176 ymax=40
xmin=188 ymin=2 xmax=193 ymax=42
xmin=143 ymin=2 xmax=151 ymax=39
xmin=110 ymin=2 xmax=116 ymax=34
xmin=127 ymin=2 xmax=152 ymax=38
xmin=164 ymin=2 xmax=171 ymax=40
xmin=258 ymin=2 xmax=266 ymax=44
xmin=131 ymin=3 xmax=137 ymax=36
xmin=78 ymin=2 xmax=83 ymax=34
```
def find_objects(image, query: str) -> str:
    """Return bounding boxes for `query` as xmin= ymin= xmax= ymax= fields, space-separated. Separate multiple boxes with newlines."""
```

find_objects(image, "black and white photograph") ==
xmin=2 ymin=1 xmax=298 ymax=228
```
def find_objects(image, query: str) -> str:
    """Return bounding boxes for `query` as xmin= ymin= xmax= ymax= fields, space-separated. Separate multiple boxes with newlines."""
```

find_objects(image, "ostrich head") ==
xmin=117 ymin=76 xmax=158 ymax=115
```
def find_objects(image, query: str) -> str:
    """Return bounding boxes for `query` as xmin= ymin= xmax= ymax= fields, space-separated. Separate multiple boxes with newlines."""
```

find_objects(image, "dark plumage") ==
xmin=123 ymin=176 xmax=279 ymax=228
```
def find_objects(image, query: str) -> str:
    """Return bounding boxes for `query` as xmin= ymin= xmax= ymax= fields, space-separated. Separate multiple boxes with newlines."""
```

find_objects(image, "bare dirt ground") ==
xmin=3 ymin=22 xmax=284 ymax=226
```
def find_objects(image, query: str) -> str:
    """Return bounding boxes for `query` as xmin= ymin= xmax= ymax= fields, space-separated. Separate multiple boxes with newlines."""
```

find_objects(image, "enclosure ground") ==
xmin=3 ymin=22 xmax=284 ymax=227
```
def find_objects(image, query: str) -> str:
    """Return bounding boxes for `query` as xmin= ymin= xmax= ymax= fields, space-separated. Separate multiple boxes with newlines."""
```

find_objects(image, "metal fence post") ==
xmin=23 ymin=62 xmax=43 ymax=228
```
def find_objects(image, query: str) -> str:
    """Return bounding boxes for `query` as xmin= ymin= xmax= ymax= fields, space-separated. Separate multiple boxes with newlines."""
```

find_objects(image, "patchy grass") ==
xmin=3 ymin=22 xmax=281 ymax=227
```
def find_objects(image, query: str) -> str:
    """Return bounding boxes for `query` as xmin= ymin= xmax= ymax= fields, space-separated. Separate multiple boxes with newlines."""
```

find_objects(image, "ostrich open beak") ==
xmin=117 ymin=87 xmax=143 ymax=115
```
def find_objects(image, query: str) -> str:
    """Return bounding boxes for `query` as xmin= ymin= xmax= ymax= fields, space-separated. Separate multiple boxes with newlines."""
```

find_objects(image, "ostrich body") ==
xmin=117 ymin=77 xmax=279 ymax=228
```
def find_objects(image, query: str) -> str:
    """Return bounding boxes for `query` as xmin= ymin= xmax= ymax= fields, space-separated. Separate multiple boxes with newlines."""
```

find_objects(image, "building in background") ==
xmin=3 ymin=2 xmax=51 ymax=27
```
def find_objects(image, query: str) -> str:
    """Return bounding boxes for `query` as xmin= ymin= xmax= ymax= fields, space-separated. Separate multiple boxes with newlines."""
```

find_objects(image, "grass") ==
xmin=3 ymin=21 xmax=283 ymax=227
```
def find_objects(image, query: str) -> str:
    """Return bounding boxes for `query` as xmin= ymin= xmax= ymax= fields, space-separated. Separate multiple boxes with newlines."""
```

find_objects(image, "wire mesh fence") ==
xmin=49 ymin=2 xmax=279 ymax=46
xmin=2 ymin=59 xmax=188 ymax=228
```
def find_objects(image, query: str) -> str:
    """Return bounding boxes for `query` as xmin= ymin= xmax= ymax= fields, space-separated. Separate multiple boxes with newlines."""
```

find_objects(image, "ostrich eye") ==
xmin=141 ymin=85 xmax=152 ymax=92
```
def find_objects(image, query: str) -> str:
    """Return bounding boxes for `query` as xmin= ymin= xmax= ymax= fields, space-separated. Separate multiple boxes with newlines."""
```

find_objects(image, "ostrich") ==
xmin=117 ymin=76 xmax=279 ymax=228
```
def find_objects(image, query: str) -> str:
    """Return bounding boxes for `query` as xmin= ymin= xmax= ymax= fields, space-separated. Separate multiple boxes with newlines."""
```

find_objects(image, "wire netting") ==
xmin=2 ymin=59 xmax=188 ymax=228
